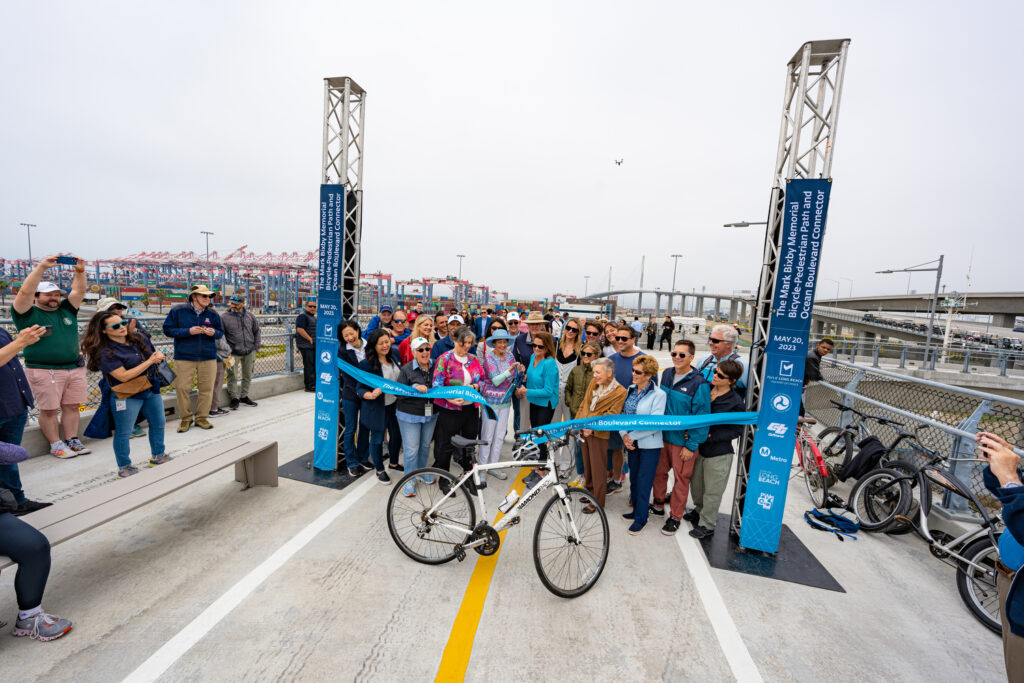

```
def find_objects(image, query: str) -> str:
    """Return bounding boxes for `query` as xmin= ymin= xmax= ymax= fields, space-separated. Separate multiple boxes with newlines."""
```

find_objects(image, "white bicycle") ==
xmin=386 ymin=427 xmax=610 ymax=598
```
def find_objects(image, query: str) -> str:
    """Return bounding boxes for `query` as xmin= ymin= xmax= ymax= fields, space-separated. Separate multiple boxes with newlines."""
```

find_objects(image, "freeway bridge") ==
xmin=828 ymin=292 xmax=1024 ymax=329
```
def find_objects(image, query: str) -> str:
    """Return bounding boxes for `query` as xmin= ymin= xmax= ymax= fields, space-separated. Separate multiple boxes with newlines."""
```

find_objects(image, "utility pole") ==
xmin=200 ymin=230 xmax=214 ymax=287
xmin=638 ymin=255 xmax=645 ymax=313
xmin=20 ymin=223 xmax=35 ymax=263
xmin=456 ymin=254 xmax=465 ymax=309
xmin=584 ymin=275 xmax=590 ymax=297
xmin=669 ymin=253 xmax=682 ymax=314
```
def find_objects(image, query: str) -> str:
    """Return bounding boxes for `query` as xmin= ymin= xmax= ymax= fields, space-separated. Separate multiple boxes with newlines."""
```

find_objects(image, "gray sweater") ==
xmin=221 ymin=310 xmax=261 ymax=355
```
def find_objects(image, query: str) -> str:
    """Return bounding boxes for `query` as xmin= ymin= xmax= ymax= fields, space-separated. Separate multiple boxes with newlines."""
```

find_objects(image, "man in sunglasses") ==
xmin=163 ymin=285 xmax=224 ymax=432
xmin=606 ymin=323 xmax=647 ymax=493
xmin=696 ymin=324 xmax=749 ymax=391
xmin=389 ymin=311 xmax=411 ymax=344
xmin=295 ymin=301 xmax=318 ymax=392
xmin=650 ymin=339 xmax=711 ymax=534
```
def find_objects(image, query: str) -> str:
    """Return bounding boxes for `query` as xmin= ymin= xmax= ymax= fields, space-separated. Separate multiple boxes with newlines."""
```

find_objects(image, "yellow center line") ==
xmin=434 ymin=468 xmax=529 ymax=682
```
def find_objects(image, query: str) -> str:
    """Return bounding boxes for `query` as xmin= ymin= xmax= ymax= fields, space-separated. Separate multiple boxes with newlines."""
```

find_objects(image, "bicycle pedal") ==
xmin=454 ymin=546 xmax=466 ymax=562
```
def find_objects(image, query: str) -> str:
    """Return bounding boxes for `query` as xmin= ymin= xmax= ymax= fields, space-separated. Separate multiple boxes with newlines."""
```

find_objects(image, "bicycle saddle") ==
xmin=452 ymin=435 xmax=489 ymax=449
xmin=797 ymin=417 xmax=817 ymax=425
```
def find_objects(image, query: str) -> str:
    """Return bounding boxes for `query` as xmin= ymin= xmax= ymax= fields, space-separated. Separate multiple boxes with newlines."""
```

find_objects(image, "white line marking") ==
xmin=122 ymin=476 xmax=378 ymax=683
xmin=675 ymin=533 xmax=763 ymax=683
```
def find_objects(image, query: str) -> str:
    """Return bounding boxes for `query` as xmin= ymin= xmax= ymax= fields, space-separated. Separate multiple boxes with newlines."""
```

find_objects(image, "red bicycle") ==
xmin=795 ymin=417 xmax=830 ymax=508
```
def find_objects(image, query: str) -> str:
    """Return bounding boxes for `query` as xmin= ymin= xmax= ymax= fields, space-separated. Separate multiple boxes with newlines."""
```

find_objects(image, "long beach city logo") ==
xmin=766 ymin=422 xmax=788 ymax=437
xmin=771 ymin=394 xmax=792 ymax=412
xmin=758 ymin=471 xmax=781 ymax=486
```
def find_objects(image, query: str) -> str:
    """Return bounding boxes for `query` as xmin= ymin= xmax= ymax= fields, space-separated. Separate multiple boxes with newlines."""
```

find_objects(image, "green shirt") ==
xmin=12 ymin=299 xmax=83 ymax=369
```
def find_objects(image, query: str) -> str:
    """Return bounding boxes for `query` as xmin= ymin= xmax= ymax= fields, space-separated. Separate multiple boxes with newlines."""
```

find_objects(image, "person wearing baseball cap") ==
xmin=162 ymin=284 xmax=223 ymax=432
xmin=430 ymin=314 xmax=469 ymax=361
xmin=221 ymin=295 xmax=261 ymax=410
xmin=395 ymin=337 xmax=439 ymax=496
xmin=362 ymin=304 xmax=394 ymax=339
xmin=11 ymin=255 xmax=91 ymax=459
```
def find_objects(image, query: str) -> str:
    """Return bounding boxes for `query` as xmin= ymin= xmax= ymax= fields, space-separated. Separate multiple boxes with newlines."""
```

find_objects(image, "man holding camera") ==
xmin=11 ymin=255 xmax=91 ymax=459
xmin=162 ymin=285 xmax=223 ymax=432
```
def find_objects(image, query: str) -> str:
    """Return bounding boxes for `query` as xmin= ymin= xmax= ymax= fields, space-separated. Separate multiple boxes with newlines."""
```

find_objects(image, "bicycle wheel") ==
xmin=955 ymin=536 xmax=1002 ymax=635
xmin=386 ymin=467 xmax=477 ymax=565
xmin=848 ymin=468 xmax=911 ymax=531
xmin=881 ymin=460 xmax=929 ymax=535
xmin=817 ymin=427 xmax=853 ymax=472
xmin=800 ymin=440 xmax=828 ymax=509
xmin=532 ymin=487 xmax=609 ymax=598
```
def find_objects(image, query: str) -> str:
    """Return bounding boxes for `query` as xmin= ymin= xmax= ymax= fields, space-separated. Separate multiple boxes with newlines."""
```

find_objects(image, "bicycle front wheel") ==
xmin=532 ymin=487 xmax=609 ymax=598
xmin=818 ymin=427 xmax=853 ymax=472
xmin=800 ymin=440 xmax=828 ymax=509
xmin=387 ymin=467 xmax=477 ymax=565
xmin=955 ymin=536 xmax=1002 ymax=635
xmin=848 ymin=468 xmax=911 ymax=531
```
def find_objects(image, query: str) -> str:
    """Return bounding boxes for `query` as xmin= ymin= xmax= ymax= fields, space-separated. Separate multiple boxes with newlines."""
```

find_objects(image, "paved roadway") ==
xmin=0 ymin=348 xmax=1007 ymax=681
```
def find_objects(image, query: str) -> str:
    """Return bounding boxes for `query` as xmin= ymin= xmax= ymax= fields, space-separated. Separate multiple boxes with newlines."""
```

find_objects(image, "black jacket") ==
xmin=396 ymin=359 xmax=435 ymax=416
xmin=698 ymin=389 xmax=746 ymax=458
xmin=355 ymin=349 xmax=402 ymax=432
xmin=803 ymin=349 xmax=823 ymax=385
xmin=339 ymin=345 xmax=366 ymax=402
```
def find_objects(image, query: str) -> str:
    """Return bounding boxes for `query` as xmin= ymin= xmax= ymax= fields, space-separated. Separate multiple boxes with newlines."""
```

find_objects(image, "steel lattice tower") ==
xmin=730 ymin=40 xmax=851 ymax=539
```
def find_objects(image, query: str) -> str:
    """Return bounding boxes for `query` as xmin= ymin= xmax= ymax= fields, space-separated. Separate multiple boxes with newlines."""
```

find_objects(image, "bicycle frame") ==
xmin=795 ymin=425 xmax=828 ymax=477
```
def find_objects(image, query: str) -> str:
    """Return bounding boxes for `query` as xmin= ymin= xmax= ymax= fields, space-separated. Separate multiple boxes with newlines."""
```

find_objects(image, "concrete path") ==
xmin=0 ymin=352 xmax=1008 ymax=682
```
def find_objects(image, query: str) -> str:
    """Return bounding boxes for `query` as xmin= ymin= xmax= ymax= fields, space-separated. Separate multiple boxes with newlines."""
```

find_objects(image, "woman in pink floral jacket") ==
xmin=431 ymin=326 xmax=485 ymax=471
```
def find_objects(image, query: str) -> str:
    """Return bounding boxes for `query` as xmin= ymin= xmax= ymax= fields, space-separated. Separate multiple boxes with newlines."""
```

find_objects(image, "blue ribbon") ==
xmin=522 ymin=412 xmax=760 ymax=443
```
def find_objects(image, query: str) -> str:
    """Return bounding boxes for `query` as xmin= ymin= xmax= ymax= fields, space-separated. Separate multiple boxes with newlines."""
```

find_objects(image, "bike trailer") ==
xmin=838 ymin=435 xmax=886 ymax=482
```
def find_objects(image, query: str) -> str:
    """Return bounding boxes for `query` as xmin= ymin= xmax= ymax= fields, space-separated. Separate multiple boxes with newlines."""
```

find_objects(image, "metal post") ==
xmin=20 ymin=223 xmax=35 ymax=263
xmin=200 ymin=230 xmax=214 ymax=287
xmin=285 ymin=324 xmax=295 ymax=372
xmin=670 ymin=253 xmax=682 ymax=314
xmin=638 ymin=255 xmax=645 ymax=313
xmin=923 ymin=254 xmax=943 ymax=367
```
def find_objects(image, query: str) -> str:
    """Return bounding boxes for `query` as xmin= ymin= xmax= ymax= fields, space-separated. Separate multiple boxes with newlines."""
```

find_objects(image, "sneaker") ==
xmin=402 ymin=484 xmax=416 ymax=497
xmin=118 ymin=466 xmax=140 ymax=478
xmin=50 ymin=441 xmax=75 ymax=459
xmin=488 ymin=469 xmax=508 ymax=480
xmin=376 ymin=471 xmax=392 ymax=486
xmin=130 ymin=424 xmax=146 ymax=439
xmin=688 ymin=526 xmax=714 ymax=539
xmin=682 ymin=509 xmax=700 ymax=525
xmin=65 ymin=437 xmax=91 ymax=455
xmin=229 ymin=398 xmax=240 ymax=410
xmin=177 ymin=420 xmax=192 ymax=433
xmin=662 ymin=518 xmax=681 ymax=536
xmin=622 ymin=512 xmax=635 ymax=520
xmin=606 ymin=480 xmax=622 ymax=494
xmin=13 ymin=500 xmax=53 ymax=516
xmin=649 ymin=503 xmax=665 ymax=517
xmin=148 ymin=454 xmax=173 ymax=466
xmin=388 ymin=463 xmax=404 ymax=472
xmin=359 ymin=461 xmax=373 ymax=472
xmin=11 ymin=611 xmax=73 ymax=641
xmin=627 ymin=521 xmax=645 ymax=535
xmin=194 ymin=418 xmax=213 ymax=430
xmin=239 ymin=396 xmax=258 ymax=407
xmin=347 ymin=466 xmax=363 ymax=478
xmin=208 ymin=408 xmax=230 ymax=418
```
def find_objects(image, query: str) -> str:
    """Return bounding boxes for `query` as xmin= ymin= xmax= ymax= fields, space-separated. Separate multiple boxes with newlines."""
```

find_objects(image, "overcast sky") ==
xmin=2 ymin=1 xmax=1021 ymax=306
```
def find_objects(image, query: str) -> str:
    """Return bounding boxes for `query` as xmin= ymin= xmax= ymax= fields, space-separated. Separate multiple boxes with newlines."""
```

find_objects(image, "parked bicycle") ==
xmin=848 ymin=449 xmax=1002 ymax=634
xmin=794 ymin=417 xmax=831 ymax=508
xmin=817 ymin=400 xmax=915 ymax=472
xmin=385 ymin=427 xmax=610 ymax=598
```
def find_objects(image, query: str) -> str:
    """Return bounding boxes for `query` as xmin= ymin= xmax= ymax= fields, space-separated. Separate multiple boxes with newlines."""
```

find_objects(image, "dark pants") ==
xmin=433 ymin=405 xmax=480 ymax=471
xmin=341 ymin=398 xmax=370 ymax=468
xmin=0 ymin=513 xmax=51 ymax=610
xmin=659 ymin=332 xmax=672 ymax=350
xmin=645 ymin=333 xmax=656 ymax=350
xmin=529 ymin=403 xmax=556 ymax=461
xmin=512 ymin=395 xmax=521 ymax=432
xmin=0 ymin=411 xmax=28 ymax=504
xmin=368 ymin=403 xmax=401 ymax=471
xmin=299 ymin=347 xmax=316 ymax=390
xmin=627 ymin=447 xmax=661 ymax=527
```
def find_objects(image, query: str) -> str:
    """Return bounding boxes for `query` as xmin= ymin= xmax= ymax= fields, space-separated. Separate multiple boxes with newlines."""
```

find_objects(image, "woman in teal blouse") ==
xmin=516 ymin=331 xmax=559 ymax=479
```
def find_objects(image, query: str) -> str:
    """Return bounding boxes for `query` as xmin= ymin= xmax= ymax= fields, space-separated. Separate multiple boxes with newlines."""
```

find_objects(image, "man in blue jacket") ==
xmin=162 ymin=285 xmax=223 ymax=433
xmin=362 ymin=305 xmax=393 ymax=338
xmin=650 ymin=339 xmax=710 ymax=535
xmin=978 ymin=430 xmax=1024 ymax=680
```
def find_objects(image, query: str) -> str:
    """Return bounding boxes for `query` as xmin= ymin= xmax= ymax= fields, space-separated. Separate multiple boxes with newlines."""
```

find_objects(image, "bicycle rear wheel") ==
xmin=532 ymin=487 xmax=609 ymax=598
xmin=818 ymin=427 xmax=853 ymax=472
xmin=800 ymin=440 xmax=828 ymax=509
xmin=848 ymin=468 xmax=911 ymax=531
xmin=955 ymin=536 xmax=1002 ymax=635
xmin=387 ymin=468 xmax=477 ymax=564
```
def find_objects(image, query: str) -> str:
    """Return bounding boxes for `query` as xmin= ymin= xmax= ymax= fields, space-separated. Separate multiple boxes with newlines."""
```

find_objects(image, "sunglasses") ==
xmin=671 ymin=352 xmax=691 ymax=358
xmin=714 ymin=370 xmax=730 ymax=379
xmin=565 ymin=326 xmax=579 ymax=333
xmin=106 ymin=321 xmax=127 ymax=330
xmin=490 ymin=325 xmax=503 ymax=330
xmin=393 ymin=318 xmax=407 ymax=323
xmin=615 ymin=336 xmax=630 ymax=342
xmin=196 ymin=294 xmax=211 ymax=299
xmin=531 ymin=344 xmax=545 ymax=349
xmin=709 ymin=338 xmax=725 ymax=344
xmin=582 ymin=352 xmax=597 ymax=358
xmin=306 ymin=305 xmax=316 ymax=309
xmin=631 ymin=368 xmax=646 ymax=375
xmin=415 ymin=346 xmax=431 ymax=352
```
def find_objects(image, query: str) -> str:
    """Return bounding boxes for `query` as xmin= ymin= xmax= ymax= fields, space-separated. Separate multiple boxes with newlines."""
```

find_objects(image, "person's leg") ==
xmin=491 ymin=405 xmax=510 ymax=462
xmin=0 ymin=412 xmax=29 ymax=503
xmin=652 ymin=446 xmax=672 ymax=508
xmin=633 ymin=448 xmax=660 ymax=527
xmin=669 ymin=449 xmax=698 ymax=521
xmin=997 ymin=570 xmax=1024 ymax=683
xmin=479 ymin=414 xmax=498 ymax=465
xmin=0 ymin=513 xmax=51 ymax=611
xmin=385 ymin=403 xmax=402 ymax=467
xmin=432 ymin=407 xmax=458 ymax=471
xmin=397 ymin=419 xmax=421 ymax=493
xmin=195 ymin=360 xmax=217 ymax=420
xmin=301 ymin=348 xmax=316 ymax=390
xmin=209 ymin=361 xmax=226 ymax=412
xmin=174 ymin=359 xmax=198 ymax=423
xmin=241 ymin=351 xmax=255 ymax=398
xmin=587 ymin=436 xmax=609 ymax=506
xmin=225 ymin=356 xmax=240 ymax=401
xmin=511 ymin=395 xmax=521 ymax=432
xmin=368 ymin=431 xmax=385 ymax=472
xmin=696 ymin=454 xmax=732 ymax=532
xmin=140 ymin=392 xmax=167 ymax=457
xmin=111 ymin=396 xmax=145 ymax=469
xmin=356 ymin=403 xmax=370 ymax=464
xmin=689 ymin=455 xmax=705 ymax=520
xmin=611 ymin=450 xmax=624 ymax=484
xmin=341 ymin=399 xmax=361 ymax=468
xmin=627 ymin=450 xmax=640 ymax=509
xmin=59 ymin=366 xmax=87 ymax=442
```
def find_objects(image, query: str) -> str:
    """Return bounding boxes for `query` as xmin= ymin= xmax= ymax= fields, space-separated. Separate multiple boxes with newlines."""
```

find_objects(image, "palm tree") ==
xmin=154 ymin=289 xmax=169 ymax=313
xmin=0 ymin=279 xmax=8 ymax=306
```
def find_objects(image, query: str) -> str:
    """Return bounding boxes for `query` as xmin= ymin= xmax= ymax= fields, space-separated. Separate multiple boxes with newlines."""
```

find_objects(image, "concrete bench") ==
xmin=0 ymin=436 xmax=278 ymax=570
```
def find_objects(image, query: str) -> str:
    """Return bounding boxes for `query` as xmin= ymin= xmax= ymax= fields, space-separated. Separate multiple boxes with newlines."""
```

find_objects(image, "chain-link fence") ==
xmin=811 ymin=335 xmax=1024 ymax=377
xmin=804 ymin=354 xmax=1024 ymax=517
xmin=1 ymin=315 xmax=303 ymax=420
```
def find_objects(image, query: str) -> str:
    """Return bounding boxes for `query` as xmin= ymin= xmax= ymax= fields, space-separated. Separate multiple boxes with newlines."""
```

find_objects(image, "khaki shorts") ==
xmin=25 ymin=366 xmax=88 ymax=411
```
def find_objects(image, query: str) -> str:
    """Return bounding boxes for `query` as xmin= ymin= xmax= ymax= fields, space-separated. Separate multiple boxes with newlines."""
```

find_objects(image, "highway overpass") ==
xmin=826 ymin=292 xmax=1024 ymax=328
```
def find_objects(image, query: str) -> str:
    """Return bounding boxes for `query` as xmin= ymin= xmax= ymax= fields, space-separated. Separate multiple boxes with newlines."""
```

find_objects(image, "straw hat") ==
xmin=524 ymin=311 xmax=545 ymax=324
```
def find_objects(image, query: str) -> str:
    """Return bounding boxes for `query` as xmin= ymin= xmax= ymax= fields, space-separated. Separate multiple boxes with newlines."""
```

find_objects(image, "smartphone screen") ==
xmin=55 ymin=256 xmax=77 ymax=265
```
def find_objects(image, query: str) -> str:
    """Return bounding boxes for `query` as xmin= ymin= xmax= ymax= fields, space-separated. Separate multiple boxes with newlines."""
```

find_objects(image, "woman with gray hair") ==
xmin=696 ymin=324 xmax=749 ymax=389
xmin=574 ymin=356 xmax=627 ymax=511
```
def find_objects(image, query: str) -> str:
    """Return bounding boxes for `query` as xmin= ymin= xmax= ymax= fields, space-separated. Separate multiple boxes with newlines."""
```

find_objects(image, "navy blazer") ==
xmin=355 ymin=350 xmax=401 ymax=432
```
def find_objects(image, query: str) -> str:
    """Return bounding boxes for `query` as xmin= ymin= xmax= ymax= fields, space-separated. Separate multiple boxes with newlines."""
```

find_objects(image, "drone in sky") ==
xmin=614 ymin=159 xmax=623 ymax=165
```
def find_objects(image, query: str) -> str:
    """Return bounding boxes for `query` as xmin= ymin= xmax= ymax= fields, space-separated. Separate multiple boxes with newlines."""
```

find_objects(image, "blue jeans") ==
xmin=512 ymin=396 xmax=521 ymax=432
xmin=112 ymin=391 xmax=166 ymax=468
xmin=627 ymin=447 xmax=661 ymax=527
xmin=341 ymin=399 xmax=369 ymax=468
xmin=0 ymin=411 xmax=29 ymax=504
xmin=397 ymin=415 xmax=438 ymax=493
xmin=574 ymin=441 xmax=585 ymax=476
xmin=368 ymin=403 xmax=401 ymax=472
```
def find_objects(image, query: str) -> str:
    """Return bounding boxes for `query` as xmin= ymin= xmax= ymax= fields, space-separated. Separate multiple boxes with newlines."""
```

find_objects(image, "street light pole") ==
xmin=19 ymin=223 xmax=36 ymax=264
xmin=200 ymin=230 xmax=214 ymax=287
xmin=456 ymin=254 xmax=465 ymax=309
xmin=669 ymin=253 xmax=682 ymax=314
xmin=584 ymin=275 xmax=590 ymax=297
xmin=840 ymin=276 xmax=854 ymax=298
xmin=876 ymin=254 xmax=944 ymax=367
xmin=821 ymin=277 xmax=840 ymax=307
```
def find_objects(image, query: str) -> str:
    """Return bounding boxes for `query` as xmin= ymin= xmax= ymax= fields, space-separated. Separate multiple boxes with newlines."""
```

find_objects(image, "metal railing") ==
xmin=804 ymin=355 xmax=1024 ymax=518
xmin=1 ymin=315 xmax=302 ymax=418
xmin=810 ymin=336 xmax=1024 ymax=377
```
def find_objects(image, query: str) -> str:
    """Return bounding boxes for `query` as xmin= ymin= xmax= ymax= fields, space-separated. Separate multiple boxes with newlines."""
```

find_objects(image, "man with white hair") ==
xmin=696 ymin=324 xmax=749 ymax=390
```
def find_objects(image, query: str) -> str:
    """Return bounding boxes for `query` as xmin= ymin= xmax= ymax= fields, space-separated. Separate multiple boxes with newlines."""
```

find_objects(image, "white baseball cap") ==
xmin=36 ymin=281 xmax=62 ymax=294
xmin=506 ymin=312 xmax=520 ymax=322
xmin=410 ymin=336 xmax=431 ymax=350
xmin=448 ymin=314 xmax=465 ymax=325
